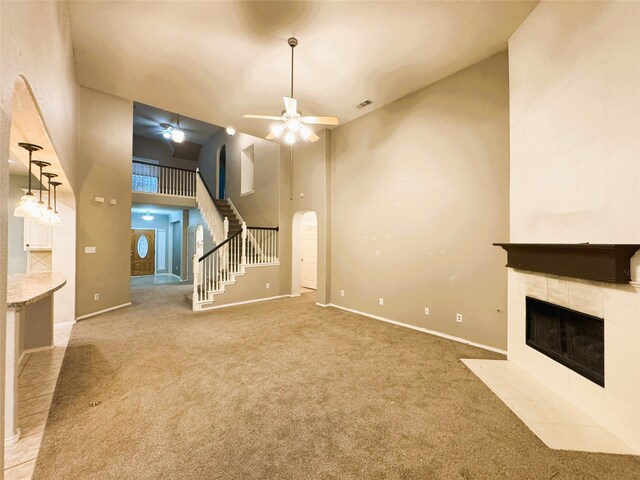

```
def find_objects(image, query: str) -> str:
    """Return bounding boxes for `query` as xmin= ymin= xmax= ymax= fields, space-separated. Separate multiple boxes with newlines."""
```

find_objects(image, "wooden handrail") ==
xmin=199 ymin=229 xmax=242 ymax=262
xmin=133 ymin=159 xmax=196 ymax=174
xmin=197 ymin=170 xmax=218 ymax=201
xmin=247 ymin=226 xmax=279 ymax=231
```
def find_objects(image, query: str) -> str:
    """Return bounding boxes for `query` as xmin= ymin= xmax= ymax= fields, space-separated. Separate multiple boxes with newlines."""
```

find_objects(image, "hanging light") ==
xmin=31 ymin=160 xmax=51 ymax=219
xmin=299 ymin=125 xmax=312 ymax=140
xmin=14 ymin=142 xmax=43 ymax=218
xmin=141 ymin=211 xmax=154 ymax=221
xmin=160 ymin=123 xmax=174 ymax=139
xmin=270 ymin=124 xmax=286 ymax=138
xmin=49 ymin=181 xmax=63 ymax=226
xmin=284 ymin=131 xmax=296 ymax=145
xmin=171 ymin=115 xmax=185 ymax=143
xmin=40 ymin=172 xmax=58 ymax=225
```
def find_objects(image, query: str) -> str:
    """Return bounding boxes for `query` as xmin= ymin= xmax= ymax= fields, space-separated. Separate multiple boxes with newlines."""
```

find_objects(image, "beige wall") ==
xmin=0 ymin=0 xmax=78 ymax=468
xmin=199 ymin=130 xmax=280 ymax=227
xmin=329 ymin=52 xmax=510 ymax=350
xmin=76 ymin=86 xmax=132 ymax=318
xmin=509 ymin=1 xmax=640 ymax=246
xmin=283 ymin=132 xmax=332 ymax=305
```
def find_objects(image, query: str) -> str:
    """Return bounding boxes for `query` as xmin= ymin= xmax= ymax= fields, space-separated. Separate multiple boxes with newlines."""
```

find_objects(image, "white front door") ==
xmin=300 ymin=222 xmax=317 ymax=289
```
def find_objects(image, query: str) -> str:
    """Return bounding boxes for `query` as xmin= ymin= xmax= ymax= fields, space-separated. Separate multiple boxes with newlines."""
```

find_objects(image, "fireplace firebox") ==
xmin=526 ymin=297 xmax=604 ymax=387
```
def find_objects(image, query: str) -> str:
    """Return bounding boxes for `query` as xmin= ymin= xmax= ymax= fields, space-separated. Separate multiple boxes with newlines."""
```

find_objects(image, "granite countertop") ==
xmin=7 ymin=272 xmax=67 ymax=308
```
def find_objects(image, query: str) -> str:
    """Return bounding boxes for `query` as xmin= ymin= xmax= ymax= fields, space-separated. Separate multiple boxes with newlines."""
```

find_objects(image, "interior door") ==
xmin=131 ymin=229 xmax=155 ymax=276
xmin=300 ymin=222 xmax=317 ymax=289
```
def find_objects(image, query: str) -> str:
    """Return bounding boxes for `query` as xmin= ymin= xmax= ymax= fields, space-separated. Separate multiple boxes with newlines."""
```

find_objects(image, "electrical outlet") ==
xmin=340 ymin=290 xmax=345 ymax=297
xmin=94 ymin=293 xmax=99 ymax=301
xmin=456 ymin=313 xmax=463 ymax=323
xmin=379 ymin=298 xmax=384 ymax=306
xmin=266 ymin=283 xmax=270 ymax=289
xmin=424 ymin=307 xmax=430 ymax=315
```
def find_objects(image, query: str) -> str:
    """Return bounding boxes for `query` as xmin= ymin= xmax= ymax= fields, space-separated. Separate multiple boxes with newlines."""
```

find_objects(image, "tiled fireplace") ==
xmin=507 ymin=267 xmax=640 ymax=453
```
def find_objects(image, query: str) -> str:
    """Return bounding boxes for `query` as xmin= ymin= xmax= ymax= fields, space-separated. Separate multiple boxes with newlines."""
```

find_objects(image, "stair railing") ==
xmin=195 ymin=168 xmax=226 ymax=243
xmin=246 ymin=226 xmax=279 ymax=265
xmin=193 ymin=226 xmax=245 ymax=306
xmin=192 ymin=223 xmax=279 ymax=309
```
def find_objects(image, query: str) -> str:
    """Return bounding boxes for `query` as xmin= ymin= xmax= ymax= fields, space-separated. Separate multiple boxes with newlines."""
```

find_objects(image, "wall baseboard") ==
xmin=315 ymin=302 xmax=330 ymax=308
xmin=327 ymin=303 xmax=507 ymax=356
xmin=76 ymin=302 xmax=132 ymax=321
xmin=199 ymin=295 xmax=289 ymax=311
xmin=24 ymin=345 xmax=54 ymax=355
xmin=55 ymin=321 xmax=77 ymax=328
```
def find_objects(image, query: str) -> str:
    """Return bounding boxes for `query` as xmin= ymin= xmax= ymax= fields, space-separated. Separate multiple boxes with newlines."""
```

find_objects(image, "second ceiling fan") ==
xmin=243 ymin=37 xmax=339 ymax=144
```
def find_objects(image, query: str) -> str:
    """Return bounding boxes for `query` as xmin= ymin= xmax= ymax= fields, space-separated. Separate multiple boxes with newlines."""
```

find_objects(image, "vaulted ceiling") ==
xmin=69 ymin=1 xmax=537 ymax=139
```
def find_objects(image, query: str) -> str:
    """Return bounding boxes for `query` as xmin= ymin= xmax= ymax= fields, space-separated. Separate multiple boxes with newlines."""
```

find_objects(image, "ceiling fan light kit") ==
xmin=243 ymin=37 xmax=339 ymax=144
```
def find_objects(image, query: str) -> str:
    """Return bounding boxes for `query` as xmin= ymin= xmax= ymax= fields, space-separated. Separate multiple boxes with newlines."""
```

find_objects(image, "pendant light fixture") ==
xmin=142 ymin=211 xmax=154 ymax=221
xmin=40 ymin=172 xmax=58 ymax=225
xmin=14 ymin=142 xmax=43 ymax=218
xmin=48 ymin=181 xmax=63 ymax=226
xmin=31 ymin=160 xmax=51 ymax=219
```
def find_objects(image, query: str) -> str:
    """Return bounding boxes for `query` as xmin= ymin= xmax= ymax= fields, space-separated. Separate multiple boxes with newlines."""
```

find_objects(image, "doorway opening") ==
xmin=291 ymin=210 xmax=318 ymax=297
xmin=218 ymin=144 xmax=226 ymax=199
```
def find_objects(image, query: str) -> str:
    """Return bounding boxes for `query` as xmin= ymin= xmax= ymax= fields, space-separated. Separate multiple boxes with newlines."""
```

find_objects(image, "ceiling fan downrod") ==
xmin=288 ymin=37 xmax=297 ymax=99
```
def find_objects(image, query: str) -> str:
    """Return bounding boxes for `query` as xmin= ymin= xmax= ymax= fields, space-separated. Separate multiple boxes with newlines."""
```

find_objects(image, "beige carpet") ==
xmin=33 ymin=285 xmax=640 ymax=479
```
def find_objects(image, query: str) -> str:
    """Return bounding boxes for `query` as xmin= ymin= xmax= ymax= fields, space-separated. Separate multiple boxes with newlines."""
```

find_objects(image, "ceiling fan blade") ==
xmin=265 ymin=132 xmax=276 ymax=140
xmin=284 ymin=97 xmax=297 ymax=115
xmin=308 ymin=131 xmax=320 ymax=142
xmin=300 ymin=116 xmax=339 ymax=126
xmin=243 ymin=114 xmax=283 ymax=121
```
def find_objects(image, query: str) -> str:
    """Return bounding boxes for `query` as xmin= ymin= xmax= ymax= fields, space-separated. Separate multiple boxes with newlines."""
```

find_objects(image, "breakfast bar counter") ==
xmin=5 ymin=272 xmax=66 ymax=445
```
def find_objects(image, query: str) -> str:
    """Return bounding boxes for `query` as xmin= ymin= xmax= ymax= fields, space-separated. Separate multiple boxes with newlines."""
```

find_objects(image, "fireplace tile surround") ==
xmin=507 ymin=268 xmax=640 ymax=453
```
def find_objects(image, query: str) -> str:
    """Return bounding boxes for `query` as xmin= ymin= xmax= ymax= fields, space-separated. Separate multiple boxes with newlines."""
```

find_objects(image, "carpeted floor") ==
xmin=33 ymin=285 xmax=640 ymax=479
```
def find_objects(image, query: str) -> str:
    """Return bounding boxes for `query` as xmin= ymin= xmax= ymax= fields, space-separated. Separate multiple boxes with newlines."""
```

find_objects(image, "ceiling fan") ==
xmin=243 ymin=37 xmax=339 ymax=144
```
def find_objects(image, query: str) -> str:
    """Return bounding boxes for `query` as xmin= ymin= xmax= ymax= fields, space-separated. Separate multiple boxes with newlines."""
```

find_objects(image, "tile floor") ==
xmin=130 ymin=274 xmax=188 ymax=286
xmin=4 ymin=324 xmax=72 ymax=479
xmin=462 ymin=359 xmax=635 ymax=455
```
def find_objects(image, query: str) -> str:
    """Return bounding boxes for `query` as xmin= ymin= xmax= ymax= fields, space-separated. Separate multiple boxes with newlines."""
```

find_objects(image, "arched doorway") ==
xmin=291 ymin=210 xmax=318 ymax=297
xmin=217 ymin=145 xmax=226 ymax=199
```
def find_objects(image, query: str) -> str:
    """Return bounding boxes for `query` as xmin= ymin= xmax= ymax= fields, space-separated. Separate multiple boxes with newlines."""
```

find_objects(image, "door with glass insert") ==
xmin=131 ymin=229 xmax=155 ymax=276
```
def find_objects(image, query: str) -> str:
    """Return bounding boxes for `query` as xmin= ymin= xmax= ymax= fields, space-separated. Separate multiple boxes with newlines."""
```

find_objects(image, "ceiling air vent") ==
xmin=356 ymin=99 xmax=373 ymax=109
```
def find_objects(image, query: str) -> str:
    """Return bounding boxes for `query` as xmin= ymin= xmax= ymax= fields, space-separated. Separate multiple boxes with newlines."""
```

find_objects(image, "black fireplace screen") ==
xmin=526 ymin=296 xmax=604 ymax=387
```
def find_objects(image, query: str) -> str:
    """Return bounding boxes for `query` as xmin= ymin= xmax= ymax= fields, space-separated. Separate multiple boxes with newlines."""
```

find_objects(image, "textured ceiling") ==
xmin=69 ymin=1 xmax=537 ymax=139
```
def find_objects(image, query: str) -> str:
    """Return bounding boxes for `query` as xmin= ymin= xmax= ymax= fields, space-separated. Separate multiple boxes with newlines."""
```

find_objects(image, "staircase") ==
xmin=187 ymin=170 xmax=280 ymax=311
xmin=213 ymin=199 xmax=242 ymax=235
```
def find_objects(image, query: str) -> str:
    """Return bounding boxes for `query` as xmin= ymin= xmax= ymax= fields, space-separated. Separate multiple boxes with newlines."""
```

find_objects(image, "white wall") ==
xmin=509 ymin=1 xmax=640 ymax=245
xmin=508 ymin=0 xmax=640 ymax=451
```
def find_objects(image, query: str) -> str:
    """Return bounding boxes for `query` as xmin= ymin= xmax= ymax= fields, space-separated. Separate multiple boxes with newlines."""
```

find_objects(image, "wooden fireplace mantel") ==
xmin=493 ymin=243 xmax=640 ymax=284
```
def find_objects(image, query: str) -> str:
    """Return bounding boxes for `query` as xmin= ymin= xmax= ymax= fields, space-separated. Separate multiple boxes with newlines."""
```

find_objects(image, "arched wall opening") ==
xmin=216 ymin=144 xmax=227 ymax=200
xmin=8 ymin=76 xmax=77 ymax=325
xmin=291 ymin=209 xmax=318 ymax=297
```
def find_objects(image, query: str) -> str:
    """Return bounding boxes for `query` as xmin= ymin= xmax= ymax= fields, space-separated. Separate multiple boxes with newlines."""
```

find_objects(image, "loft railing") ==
xmin=132 ymin=160 xmax=196 ymax=197
xmin=192 ymin=223 xmax=279 ymax=309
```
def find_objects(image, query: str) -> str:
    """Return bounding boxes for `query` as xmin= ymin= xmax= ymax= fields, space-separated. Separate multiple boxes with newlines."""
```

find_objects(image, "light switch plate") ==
xmin=85 ymin=246 xmax=96 ymax=254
